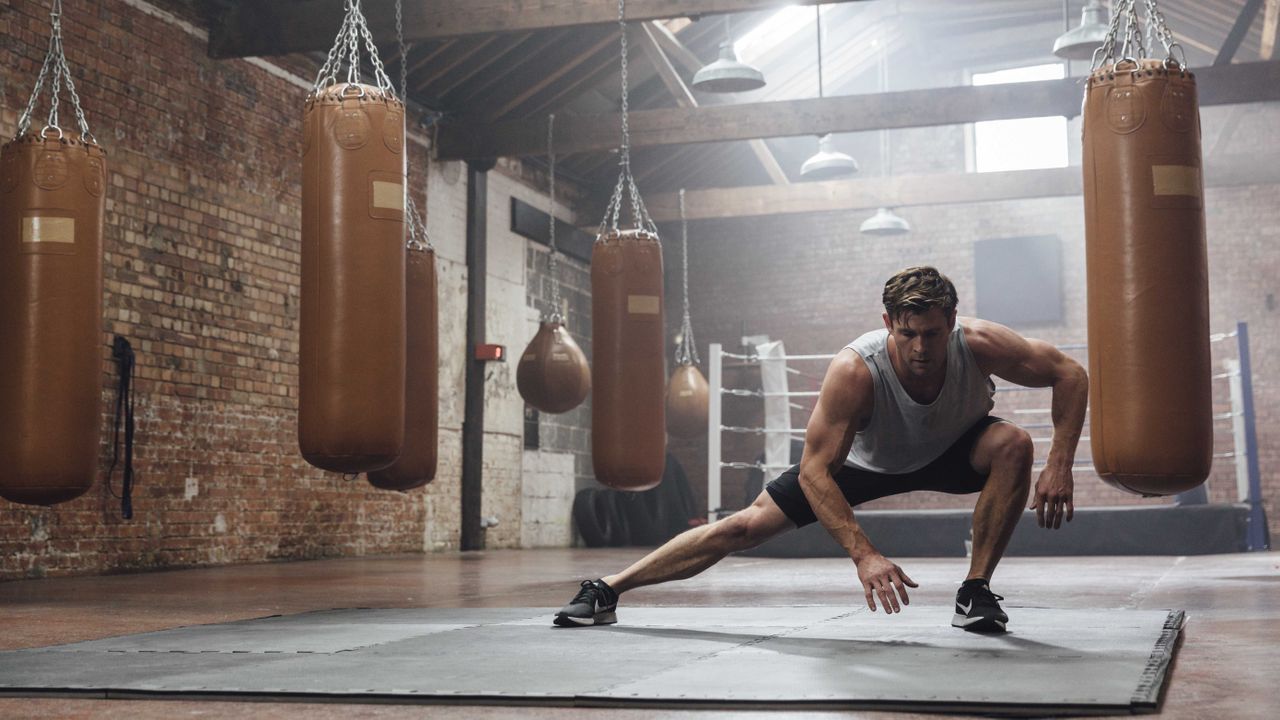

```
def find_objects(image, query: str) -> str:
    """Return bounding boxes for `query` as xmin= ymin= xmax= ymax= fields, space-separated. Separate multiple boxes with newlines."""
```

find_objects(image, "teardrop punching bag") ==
xmin=1082 ymin=59 xmax=1212 ymax=496
xmin=300 ymin=83 xmax=406 ymax=473
xmin=666 ymin=365 xmax=709 ymax=439
xmin=518 ymin=322 xmax=591 ymax=414
xmin=592 ymin=229 xmax=666 ymax=491
xmin=368 ymin=247 xmax=437 ymax=490
xmin=0 ymin=133 xmax=106 ymax=505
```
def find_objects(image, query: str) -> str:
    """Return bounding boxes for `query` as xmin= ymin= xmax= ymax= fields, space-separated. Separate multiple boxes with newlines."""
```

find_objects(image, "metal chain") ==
xmin=1143 ymin=0 xmax=1186 ymax=68
xmin=1093 ymin=0 xmax=1185 ymax=72
xmin=17 ymin=0 xmax=94 ymax=142
xmin=391 ymin=0 xmax=430 ymax=251
xmin=313 ymin=0 xmax=394 ymax=96
xmin=674 ymin=189 xmax=699 ymax=367
xmin=1119 ymin=0 xmax=1147 ymax=61
xmin=1091 ymin=0 xmax=1130 ymax=70
xmin=597 ymin=0 xmax=657 ymax=237
xmin=545 ymin=114 xmax=564 ymax=323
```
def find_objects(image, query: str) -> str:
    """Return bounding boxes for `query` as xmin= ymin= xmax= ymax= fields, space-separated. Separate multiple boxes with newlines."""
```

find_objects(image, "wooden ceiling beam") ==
xmin=1214 ymin=0 xmax=1265 ymax=65
xmin=209 ymin=0 xmax=868 ymax=59
xmin=645 ymin=153 xmax=1280 ymax=223
xmin=1263 ymin=0 xmax=1280 ymax=60
xmin=636 ymin=22 xmax=788 ymax=185
xmin=438 ymin=60 xmax=1280 ymax=161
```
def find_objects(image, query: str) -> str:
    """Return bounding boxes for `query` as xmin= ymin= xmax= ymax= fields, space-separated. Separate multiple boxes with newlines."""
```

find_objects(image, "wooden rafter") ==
xmin=645 ymin=153 xmax=1280 ymax=222
xmin=209 ymin=0 xmax=869 ymax=59
xmin=438 ymin=60 xmax=1280 ymax=161
xmin=636 ymin=22 xmax=788 ymax=185
xmin=1263 ymin=0 xmax=1280 ymax=60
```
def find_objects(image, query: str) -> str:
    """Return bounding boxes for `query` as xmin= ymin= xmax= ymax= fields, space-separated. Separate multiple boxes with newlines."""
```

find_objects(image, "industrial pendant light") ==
xmin=801 ymin=4 xmax=857 ymax=180
xmin=1053 ymin=1 xmax=1110 ymax=60
xmin=860 ymin=52 xmax=908 ymax=236
xmin=860 ymin=207 xmax=911 ymax=236
xmin=692 ymin=16 xmax=766 ymax=93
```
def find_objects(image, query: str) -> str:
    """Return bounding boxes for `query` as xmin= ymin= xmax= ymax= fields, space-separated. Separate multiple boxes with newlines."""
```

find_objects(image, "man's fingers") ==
xmin=892 ymin=574 xmax=910 ymax=606
xmin=1066 ymin=498 xmax=1075 ymax=522
xmin=877 ymin=584 xmax=895 ymax=614
xmin=1053 ymin=499 xmax=1065 ymax=529
xmin=1035 ymin=496 xmax=1046 ymax=528
xmin=864 ymin=585 xmax=877 ymax=612
xmin=1029 ymin=489 xmax=1042 ymax=512
xmin=885 ymin=584 xmax=901 ymax=613
xmin=899 ymin=569 xmax=919 ymax=588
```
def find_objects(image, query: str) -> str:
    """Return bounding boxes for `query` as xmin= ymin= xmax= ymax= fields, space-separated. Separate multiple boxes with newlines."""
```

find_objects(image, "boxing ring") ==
xmin=705 ymin=322 xmax=1268 ymax=554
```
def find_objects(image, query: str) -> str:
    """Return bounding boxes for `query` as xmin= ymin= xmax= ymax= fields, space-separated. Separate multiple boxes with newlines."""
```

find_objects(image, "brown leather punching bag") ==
xmin=666 ymin=364 xmax=709 ymax=439
xmin=1082 ymin=59 xmax=1212 ymax=496
xmin=0 ymin=132 xmax=106 ymax=506
xmin=300 ymin=83 xmax=406 ymax=473
xmin=592 ymin=229 xmax=666 ymax=491
xmin=518 ymin=322 xmax=591 ymax=414
xmin=368 ymin=247 xmax=437 ymax=491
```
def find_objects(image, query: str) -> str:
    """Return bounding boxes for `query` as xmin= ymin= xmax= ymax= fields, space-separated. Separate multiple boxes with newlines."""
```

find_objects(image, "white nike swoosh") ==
xmin=958 ymin=600 xmax=973 ymax=614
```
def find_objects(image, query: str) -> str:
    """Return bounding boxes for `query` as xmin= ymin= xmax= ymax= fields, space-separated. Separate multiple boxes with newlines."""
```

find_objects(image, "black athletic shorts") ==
xmin=765 ymin=415 xmax=1006 ymax=528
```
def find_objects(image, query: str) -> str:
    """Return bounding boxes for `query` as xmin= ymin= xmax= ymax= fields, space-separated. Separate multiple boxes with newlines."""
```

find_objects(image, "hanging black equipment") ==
xmin=107 ymin=335 xmax=136 ymax=519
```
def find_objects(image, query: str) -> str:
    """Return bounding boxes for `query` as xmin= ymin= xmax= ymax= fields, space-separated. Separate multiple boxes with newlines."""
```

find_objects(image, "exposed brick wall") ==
xmin=676 ymin=102 xmax=1280 ymax=542
xmin=0 ymin=0 xmax=587 ymax=578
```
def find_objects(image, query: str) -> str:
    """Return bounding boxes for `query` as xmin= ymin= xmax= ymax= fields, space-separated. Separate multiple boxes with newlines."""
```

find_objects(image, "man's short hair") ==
xmin=882 ymin=266 xmax=958 ymax=325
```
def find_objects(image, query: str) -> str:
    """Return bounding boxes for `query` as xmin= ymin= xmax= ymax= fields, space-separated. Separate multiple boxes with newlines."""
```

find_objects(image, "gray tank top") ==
xmin=843 ymin=321 xmax=994 ymax=474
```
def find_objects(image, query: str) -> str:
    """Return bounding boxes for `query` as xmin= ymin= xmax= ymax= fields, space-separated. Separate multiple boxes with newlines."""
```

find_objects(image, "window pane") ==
xmin=972 ymin=63 xmax=1068 ymax=172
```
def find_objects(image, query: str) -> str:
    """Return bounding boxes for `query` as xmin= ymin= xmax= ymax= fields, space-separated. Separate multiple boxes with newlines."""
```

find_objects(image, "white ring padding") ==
xmin=721 ymin=388 xmax=821 ymax=398
xmin=725 ymin=331 xmax=1234 ymax=363
xmin=721 ymin=425 xmax=804 ymax=435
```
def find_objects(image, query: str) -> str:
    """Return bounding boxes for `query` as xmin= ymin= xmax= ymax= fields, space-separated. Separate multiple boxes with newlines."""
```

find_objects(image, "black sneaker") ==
xmin=553 ymin=579 xmax=618 ymax=627
xmin=952 ymin=580 xmax=1009 ymax=633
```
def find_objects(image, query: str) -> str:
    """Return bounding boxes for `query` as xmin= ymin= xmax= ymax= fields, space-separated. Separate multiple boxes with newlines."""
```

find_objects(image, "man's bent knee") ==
xmin=709 ymin=493 xmax=792 ymax=551
xmin=985 ymin=423 xmax=1034 ymax=469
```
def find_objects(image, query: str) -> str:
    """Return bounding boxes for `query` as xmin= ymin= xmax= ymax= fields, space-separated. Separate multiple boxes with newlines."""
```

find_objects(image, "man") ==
xmin=556 ymin=266 xmax=1087 ymax=633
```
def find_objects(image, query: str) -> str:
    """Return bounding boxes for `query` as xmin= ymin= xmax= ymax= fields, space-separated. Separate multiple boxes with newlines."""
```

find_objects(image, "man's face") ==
xmin=882 ymin=308 xmax=955 ymax=379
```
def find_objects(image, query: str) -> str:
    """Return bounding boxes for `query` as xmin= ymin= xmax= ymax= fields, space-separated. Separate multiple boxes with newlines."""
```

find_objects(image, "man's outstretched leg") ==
xmin=553 ymin=491 xmax=795 ymax=626
xmin=953 ymin=421 xmax=1033 ymax=633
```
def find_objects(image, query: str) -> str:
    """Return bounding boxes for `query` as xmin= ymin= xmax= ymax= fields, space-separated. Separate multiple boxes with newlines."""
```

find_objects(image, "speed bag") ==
xmin=665 ymin=364 xmax=709 ymax=439
xmin=300 ymin=83 xmax=407 ymax=473
xmin=591 ymin=229 xmax=666 ymax=491
xmin=368 ymin=248 xmax=438 ymax=491
xmin=0 ymin=133 xmax=106 ymax=506
xmin=1082 ymin=59 xmax=1212 ymax=496
xmin=517 ymin=321 xmax=590 ymax=414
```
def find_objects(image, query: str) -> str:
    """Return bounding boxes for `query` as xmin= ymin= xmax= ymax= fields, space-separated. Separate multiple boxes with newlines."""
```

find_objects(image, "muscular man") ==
xmin=555 ymin=266 xmax=1087 ymax=633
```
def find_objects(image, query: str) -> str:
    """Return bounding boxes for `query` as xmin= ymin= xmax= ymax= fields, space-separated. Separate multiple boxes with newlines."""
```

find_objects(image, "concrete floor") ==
xmin=0 ymin=549 xmax=1276 ymax=719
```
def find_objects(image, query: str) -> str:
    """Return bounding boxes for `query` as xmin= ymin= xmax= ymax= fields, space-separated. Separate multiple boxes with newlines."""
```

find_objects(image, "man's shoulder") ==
xmin=829 ymin=348 xmax=875 ymax=396
xmin=959 ymin=317 xmax=1025 ymax=368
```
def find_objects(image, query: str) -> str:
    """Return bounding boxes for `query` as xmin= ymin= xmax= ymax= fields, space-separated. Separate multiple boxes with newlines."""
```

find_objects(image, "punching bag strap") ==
xmin=107 ymin=335 xmax=136 ymax=520
xmin=597 ymin=0 xmax=658 ymax=239
xmin=673 ymin=188 xmax=699 ymax=367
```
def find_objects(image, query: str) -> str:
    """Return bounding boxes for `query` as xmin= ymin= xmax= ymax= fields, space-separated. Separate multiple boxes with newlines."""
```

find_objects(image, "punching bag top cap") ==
xmin=308 ymin=82 xmax=403 ymax=108
xmin=1090 ymin=58 xmax=1191 ymax=83
xmin=597 ymin=228 xmax=660 ymax=244
xmin=3 ymin=132 xmax=104 ymax=154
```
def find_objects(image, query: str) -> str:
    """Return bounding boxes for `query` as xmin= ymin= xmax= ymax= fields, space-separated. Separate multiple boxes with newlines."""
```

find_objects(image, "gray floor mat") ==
xmin=0 ymin=606 xmax=1184 ymax=715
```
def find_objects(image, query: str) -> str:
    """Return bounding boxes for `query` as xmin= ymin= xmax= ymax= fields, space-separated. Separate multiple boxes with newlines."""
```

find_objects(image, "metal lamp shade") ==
xmin=1053 ymin=2 xmax=1110 ymax=60
xmin=859 ymin=207 xmax=910 ymax=236
xmin=800 ymin=134 xmax=858 ymax=181
xmin=692 ymin=42 xmax=766 ymax=93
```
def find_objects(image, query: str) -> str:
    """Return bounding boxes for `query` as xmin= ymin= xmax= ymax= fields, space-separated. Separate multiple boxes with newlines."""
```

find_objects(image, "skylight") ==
xmin=733 ymin=4 xmax=836 ymax=65
xmin=971 ymin=63 xmax=1069 ymax=173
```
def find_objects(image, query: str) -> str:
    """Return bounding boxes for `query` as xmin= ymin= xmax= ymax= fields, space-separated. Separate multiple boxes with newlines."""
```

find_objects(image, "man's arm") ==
xmin=798 ymin=350 xmax=917 ymax=612
xmin=965 ymin=318 xmax=1089 ymax=529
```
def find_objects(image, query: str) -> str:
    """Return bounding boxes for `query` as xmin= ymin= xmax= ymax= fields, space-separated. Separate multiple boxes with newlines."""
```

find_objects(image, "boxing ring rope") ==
xmin=705 ymin=322 xmax=1267 ymax=550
